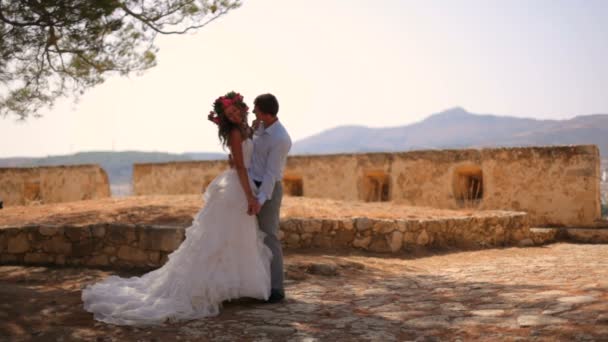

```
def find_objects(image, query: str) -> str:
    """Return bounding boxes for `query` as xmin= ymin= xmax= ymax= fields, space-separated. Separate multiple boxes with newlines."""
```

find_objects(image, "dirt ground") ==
xmin=0 ymin=195 xmax=506 ymax=228
xmin=1 ymin=244 xmax=607 ymax=342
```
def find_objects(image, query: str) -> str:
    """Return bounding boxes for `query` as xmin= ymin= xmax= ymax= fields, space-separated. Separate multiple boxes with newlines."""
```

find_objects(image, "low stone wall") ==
xmin=0 ymin=213 xmax=531 ymax=269
xmin=0 ymin=165 xmax=110 ymax=206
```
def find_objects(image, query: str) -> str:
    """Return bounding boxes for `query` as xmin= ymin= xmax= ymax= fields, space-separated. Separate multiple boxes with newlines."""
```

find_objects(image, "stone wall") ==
xmin=133 ymin=160 xmax=228 ymax=196
xmin=0 ymin=212 xmax=532 ymax=269
xmin=131 ymin=145 xmax=601 ymax=227
xmin=0 ymin=165 xmax=110 ymax=206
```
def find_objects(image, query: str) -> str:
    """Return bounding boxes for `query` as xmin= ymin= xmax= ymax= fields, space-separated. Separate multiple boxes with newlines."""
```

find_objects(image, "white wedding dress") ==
xmin=82 ymin=139 xmax=272 ymax=325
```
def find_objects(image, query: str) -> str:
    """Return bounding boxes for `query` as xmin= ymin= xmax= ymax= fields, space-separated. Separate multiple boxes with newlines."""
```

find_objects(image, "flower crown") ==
xmin=208 ymin=91 xmax=249 ymax=125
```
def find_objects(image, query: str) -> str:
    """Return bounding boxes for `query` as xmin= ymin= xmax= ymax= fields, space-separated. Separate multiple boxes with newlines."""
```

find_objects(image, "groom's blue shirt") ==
xmin=249 ymin=120 xmax=291 ymax=205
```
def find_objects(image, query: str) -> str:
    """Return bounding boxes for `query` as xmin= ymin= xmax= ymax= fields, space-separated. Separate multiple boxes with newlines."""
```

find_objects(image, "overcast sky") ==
xmin=1 ymin=0 xmax=607 ymax=158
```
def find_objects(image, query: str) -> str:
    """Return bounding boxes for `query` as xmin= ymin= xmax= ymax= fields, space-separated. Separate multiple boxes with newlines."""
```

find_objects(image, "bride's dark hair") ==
xmin=208 ymin=91 xmax=250 ymax=148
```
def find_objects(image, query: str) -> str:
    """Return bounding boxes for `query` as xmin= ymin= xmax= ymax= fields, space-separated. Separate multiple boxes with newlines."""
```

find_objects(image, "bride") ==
xmin=82 ymin=92 xmax=272 ymax=325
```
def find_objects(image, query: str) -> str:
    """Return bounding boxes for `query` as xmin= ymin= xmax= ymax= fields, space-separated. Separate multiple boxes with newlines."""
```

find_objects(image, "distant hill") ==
xmin=291 ymin=107 xmax=608 ymax=156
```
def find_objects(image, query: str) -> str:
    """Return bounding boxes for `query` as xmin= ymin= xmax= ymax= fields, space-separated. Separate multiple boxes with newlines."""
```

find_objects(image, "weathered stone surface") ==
xmin=368 ymin=235 xmax=391 ymax=253
xmin=106 ymin=225 xmax=137 ymax=245
xmin=91 ymin=225 xmax=106 ymax=238
xmin=416 ymin=230 xmax=430 ymax=246
xmin=8 ymin=233 xmax=30 ymax=253
xmin=65 ymin=226 xmax=92 ymax=242
xmin=353 ymin=236 xmax=371 ymax=249
xmin=117 ymin=246 xmax=148 ymax=263
xmin=286 ymin=233 xmax=300 ymax=247
xmin=517 ymin=315 xmax=567 ymax=326
xmin=39 ymin=226 xmax=63 ymax=236
xmin=389 ymin=231 xmax=403 ymax=252
xmin=139 ymin=227 xmax=184 ymax=252
xmin=333 ymin=229 xmax=355 ymax=247
xmin=43 ymin=236 xmax=72 ymax=254
xmin=301 ymin=219 xmax=322 ymax=233
xmin=24 ymin=253 xmax=54 ymax=264
xmin=72 ymin=240 xmax=95 ymax=257
xmin=307 ymin=262 xmax=338 ymax=276
xmin=87 ymin=255 xmax=109 ymax=267
xmin=355 ymin=217 xmax=372 ymax=231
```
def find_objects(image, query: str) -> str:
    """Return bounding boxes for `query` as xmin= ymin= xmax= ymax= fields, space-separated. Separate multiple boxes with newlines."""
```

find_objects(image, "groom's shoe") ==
xmin=266 ymin=289 xmax=285 ymax=303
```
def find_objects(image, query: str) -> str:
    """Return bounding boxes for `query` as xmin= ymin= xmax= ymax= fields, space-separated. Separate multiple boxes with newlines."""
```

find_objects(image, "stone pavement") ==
xmin=1 ymin=243 xmax=607 ymax=341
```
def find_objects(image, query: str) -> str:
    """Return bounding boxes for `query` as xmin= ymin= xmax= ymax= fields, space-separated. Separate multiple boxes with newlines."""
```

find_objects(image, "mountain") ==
xmin=291 ymin=107 xmax=608 ymax=156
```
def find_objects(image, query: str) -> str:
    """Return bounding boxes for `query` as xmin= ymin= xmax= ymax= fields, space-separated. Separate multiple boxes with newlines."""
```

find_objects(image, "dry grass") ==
xmin=0 ymin=195 xmax=513 ymax=228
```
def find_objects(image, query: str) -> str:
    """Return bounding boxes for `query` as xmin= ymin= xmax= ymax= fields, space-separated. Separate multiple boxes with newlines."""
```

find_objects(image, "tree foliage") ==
xmin=0 ymin=0 xmax=241 ymax=120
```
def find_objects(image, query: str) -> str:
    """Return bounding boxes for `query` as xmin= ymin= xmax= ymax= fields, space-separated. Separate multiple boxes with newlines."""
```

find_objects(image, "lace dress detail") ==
xmin=82 ymin=139 xmax=271 ymax=325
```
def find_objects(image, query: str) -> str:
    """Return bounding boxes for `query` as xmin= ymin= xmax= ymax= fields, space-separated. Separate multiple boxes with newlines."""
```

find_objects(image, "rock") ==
xmin=353 ymin=236 xmax=371 ymax=249
xmin=404 ymin=315 xmax=450 ymax=329
xmin=117 ymin=246 xmax=148 ymax=263
xmin=247 ymin=326 xmax=295 ymax=335
xmin=517 ymin=315 xmax=567 ymax=327
xmin=368 ymin=235 xmax=391 ymax=253
xmin=557 ymin=296 xmax=596 ymax=304
xmin=286 ymin=233 xmax=300 ymax=246
xmin=139 ymin=227 xmax=184 ymax=252
xmin=39 ymin=226 xmax=63 ymax=236
xmin=308 ymin=262 xmax=338 ymax=276
xmin=518 ymin=238 xmax=534 ymax=247
xmin=8 ymin=233 xmax=29 ymax=253
xmin=91 ymin=225 xmax=106 ymax=238
xmin=416 ymin=230 xmax=430 ymax=246
xmin=470 ymin=309 xmax=505 ymax=317
xmin=355 ymin=217 xmax=372 ymax=231
xmin=389 ymin=231 xmax=403 ymax=252
xmin=301 ymin=219 xmax=322 ymax=233
xmin=43 ymin=236 xmax=72 ymax=254
xmin=87 ymin=255 xmax=109 ymax=267
xmin=24 ymin=253 xmax=54 ymax=264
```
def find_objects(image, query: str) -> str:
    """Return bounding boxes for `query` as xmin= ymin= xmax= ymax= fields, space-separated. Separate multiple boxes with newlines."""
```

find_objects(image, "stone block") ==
xmin=389 ymin=231 xmax=403 ymax=252
xmin=368 ymin=235 xmax=391 ymax=253
xmin=39 ymin=226 xmax=63 ymax=236
xmin=355 ymin=217 xmax=372 ymax=232
xmin=285 ymin=233 xmax=301 ymax=247
xmin=416 ymin=230 xmax=430 ymax=246
xmin=0 ymin=254 xmax=19 ymax=263
xmin=87 ymin=255 xmax=110 ymax=267
xmin=8 ymin=233 xmax=30 ymax=253
xmin=140 ymin=227 xmax=184 ymax=252
xmin=353 ymin=236 xmax=371 ymax=249
xmin=280 ymin=219 xmax=299 ymax=233
xmin=339 ymin=219 xmax=354 ymax=230
xmin=312 ymin=235 xmax=333 ymax=249
xmin=301 ymin=219 xmax=322 ymax=233
xmin=24 ymin=253 xmax=54 ymax=264
xmin=333 ymin=229 xmax=355 ymax=247
xmin=65 ymin=226 xmax=92 ymax=242
xmin=72 ymin=240 xmax=95 ymax=257
xmin=43 ymin=236 xmax=72 ymax=254
xmin=373 ymin=220 xmax=396 ymax=234
xmin=91 ymin=224 xmax=107 ymax=238
xmin=106 ymin=225 xmax=137 ymax=245
xmin=117 ymin=246 xmax=148 ymax=263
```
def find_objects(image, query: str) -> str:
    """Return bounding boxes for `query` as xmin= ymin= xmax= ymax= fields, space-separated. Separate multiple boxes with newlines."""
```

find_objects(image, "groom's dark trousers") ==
xmin=256 ymin=181 xmax=284 ymax=292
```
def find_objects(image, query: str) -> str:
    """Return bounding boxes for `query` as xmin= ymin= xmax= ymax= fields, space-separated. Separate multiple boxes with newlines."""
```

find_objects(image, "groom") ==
xmin=248 ymin=93 xmax=292 ymax=303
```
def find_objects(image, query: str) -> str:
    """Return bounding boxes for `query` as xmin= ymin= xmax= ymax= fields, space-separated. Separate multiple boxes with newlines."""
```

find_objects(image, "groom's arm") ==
xmin=256 ymin=139 xmax=291 ymax=206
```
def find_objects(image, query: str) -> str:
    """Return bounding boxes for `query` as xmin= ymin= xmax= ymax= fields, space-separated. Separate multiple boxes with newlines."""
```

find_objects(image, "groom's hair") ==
xmin=254 ymin=93 xmax=279 ymax=116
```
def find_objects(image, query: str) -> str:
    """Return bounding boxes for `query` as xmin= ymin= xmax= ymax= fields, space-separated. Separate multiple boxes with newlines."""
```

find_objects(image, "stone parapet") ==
xmin=0 ymin=212 xmax=535 ymax=269
xmin=0 ymin=165 xmax=110 ymax=206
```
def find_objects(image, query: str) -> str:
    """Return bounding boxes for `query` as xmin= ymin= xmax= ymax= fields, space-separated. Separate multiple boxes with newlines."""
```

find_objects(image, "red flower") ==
xmin=221 ymin=98 xmax=233 ymax=109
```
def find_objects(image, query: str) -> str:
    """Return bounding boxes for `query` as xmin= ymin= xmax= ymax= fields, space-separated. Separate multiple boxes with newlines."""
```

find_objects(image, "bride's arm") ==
xmin=228 ymin=129 xmax=257 ymax=211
